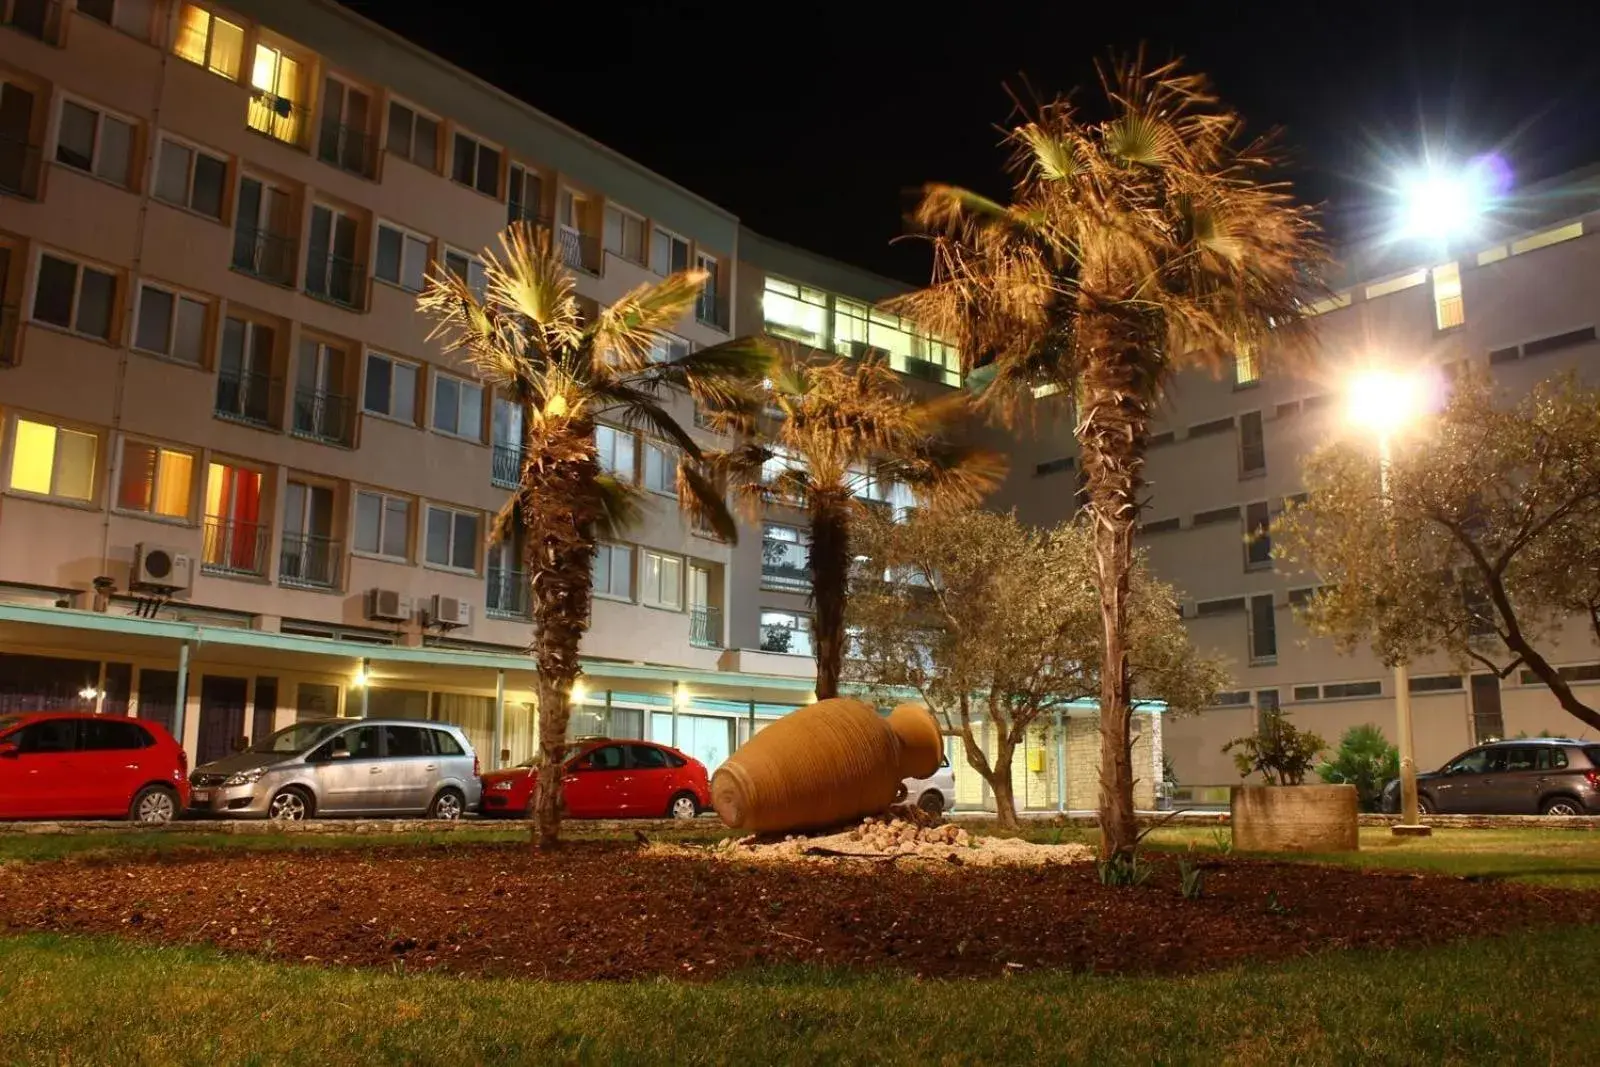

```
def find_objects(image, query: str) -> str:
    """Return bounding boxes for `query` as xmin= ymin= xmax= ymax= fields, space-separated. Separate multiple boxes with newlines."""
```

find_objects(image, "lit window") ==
xmin=643 ymin=441 xmax=675 ymax=495
xmin=116 ymin=441 xmax=194 ymax=519
xmin=1511 ymin=222 xmax=1583 ymax=256
xmin=363 ymin=353 xmax=418 ymax=423
xmin=595 ymin=425 xmax=636 ymax=483
xmin=1305 ymin=292 xmax=1352 ymax=316
xmin=375 ymin=224 xmax=431 ymax=293
xmin=247 ymin=42 xmax=305 ymax=144
xmin=431 ymin=373 xmax=483 ymax=439
xmin=133 ymin=284 xmax=207 ymax=364
xmin=385 ymin=100 xmax=439 ymax=170
xmin=1432 ymin=262 xmax=1464 ymax=330
xmin=172 ymin=4 xmax=243 ymax=80
xmin=450 ymin=131 xmax=500 ymax=197
xmin=424 ymin=505 xmax=479 ymax=571
xmin=153 ymin=138 xmax=226 ymax=218
xmin=650 ymin=227 xmax=689 ymax=276
xmin=762 ymin=277 xmax=828 ymax=347
xmin=604 ymin=206 xmax=646 ymax=265
xmin=1234 ymin=345 xmax=1260 ymax=387
xmin=1364 ymin=270 xmax=1427 ymax=300
xmin=55 ymin=99 xmax=134 ymax=187
xmin=9 ymin=419 xmax=97 ymax=501
xmin=32 ymin=253 xmax=117 ymax=340
xmin=593 ymin=542 xmax=633 ymax=600
xmin=640 ymin=550 xmax=683 ymax=609
xmin=354 ymin=490 xmax=410 ymax=559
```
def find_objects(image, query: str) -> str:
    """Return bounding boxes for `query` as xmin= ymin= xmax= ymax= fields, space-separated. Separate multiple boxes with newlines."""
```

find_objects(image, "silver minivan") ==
xmin=188 ymin=719 xmax=482 ymax=821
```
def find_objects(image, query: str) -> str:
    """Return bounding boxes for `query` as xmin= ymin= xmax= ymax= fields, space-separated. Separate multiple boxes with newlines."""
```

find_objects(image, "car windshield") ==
xmin=251 ymin=721 xmax=346 ymax=754
xmin=0 ymin=714 xmax=26 ymax=737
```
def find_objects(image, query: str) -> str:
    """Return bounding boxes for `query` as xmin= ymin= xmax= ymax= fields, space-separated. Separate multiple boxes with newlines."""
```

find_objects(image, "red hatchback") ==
xmin=0 ymin=712 xmax=190 ymax=823
xmin=480 ymin=739 xmax=711 ymax=820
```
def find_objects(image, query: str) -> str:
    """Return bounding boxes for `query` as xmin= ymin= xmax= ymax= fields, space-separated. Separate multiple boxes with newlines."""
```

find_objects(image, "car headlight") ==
xmin=223 ymin=768 xmax=266 ymax=787
xmin=490 ymin=780 xmax=515 ymax=791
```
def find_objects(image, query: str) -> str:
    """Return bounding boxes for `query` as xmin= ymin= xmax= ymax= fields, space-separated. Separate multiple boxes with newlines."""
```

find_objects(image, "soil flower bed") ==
xmin=2 ymin=841 xmax=1596 ymax=981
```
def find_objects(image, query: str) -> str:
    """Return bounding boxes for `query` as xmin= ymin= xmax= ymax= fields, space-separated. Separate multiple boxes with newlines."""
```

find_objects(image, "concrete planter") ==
xmin=1230 ymin=784 xmax=1359 ymax=852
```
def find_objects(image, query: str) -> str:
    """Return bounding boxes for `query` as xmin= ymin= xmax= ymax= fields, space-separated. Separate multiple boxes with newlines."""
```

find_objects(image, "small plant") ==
xmin=1096 ymin=853 xmax=1154 ymax=888
xmin=1317 ymin=723 xmax=1399 ymax=811
xmin=1209 ymin=826 xmax=1234 ymax=855
xmin=1264 ymin=891 xmax=1291 ymax=916
xmin=1222 ymin=708 xmax=1327 ymax=785
xmin=1178 ymin=858 xmax=1204 ymax=900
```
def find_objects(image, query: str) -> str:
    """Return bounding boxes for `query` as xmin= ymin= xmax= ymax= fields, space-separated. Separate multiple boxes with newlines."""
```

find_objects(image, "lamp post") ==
xmin=1346 ymin=370 xmax=1432 ymax=838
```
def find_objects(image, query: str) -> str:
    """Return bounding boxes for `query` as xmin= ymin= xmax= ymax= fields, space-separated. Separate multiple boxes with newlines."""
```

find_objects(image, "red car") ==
xmin=480 ymin=738 xmax=711 ymax=820
xmin=0 ymin=712 xmax=190 ymax=823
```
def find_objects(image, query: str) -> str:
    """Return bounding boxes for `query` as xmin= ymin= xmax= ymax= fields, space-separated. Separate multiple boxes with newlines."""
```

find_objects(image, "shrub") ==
xmin=1222 ymin=708 xmax=1326 ymax=785
xmin=1317 ymin=723 xmax=1399 ymax=811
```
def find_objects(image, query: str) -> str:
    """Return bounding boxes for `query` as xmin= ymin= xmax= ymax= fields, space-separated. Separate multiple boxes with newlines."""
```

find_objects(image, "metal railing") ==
xmin=557 ymin=226 xmax=600 ymax=275
xmin=2 ymin=0 xmax=62 ymax=43
xmin=202 ymin=517 xmax=270 ymax=577
xmin=689 ymin=605 xmax=722 ymax=649
xmin=316 ymin=119 xmax=376 ymax=179
xmin=508 ymin=203 xmax=548 ymax=231
xmin=761 ymin=537 xmax=810 ymax=592
xmin=305 ymin=252 xmax=365 ymax=310
xmin=696 ymin=290 xmax=729 ymax=331
xmin=491 ymin=443 xmax=523 ymax=489
xmin=290 ymin=388 xmax=352 ymax=445
xmin=0 ymin=134 xmax=42 ymax=200
xmin=231 ymin=226 xmax=297 ymax=287
xmin=279 ymin=532 xmax=342 ymax=589
xmin=0 ymin=305 xmax=18 ymax=367
xmin=246 ymin=90 xmax=309 ymax=147
xmin=215 ymin=368 xmax=279 ymax=428
xmin=485 ymin=566 xmax=530 ymax=620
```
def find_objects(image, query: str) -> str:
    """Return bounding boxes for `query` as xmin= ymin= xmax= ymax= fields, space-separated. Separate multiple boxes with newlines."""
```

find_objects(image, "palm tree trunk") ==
xmin=809 ymin=500 xmax=850 ymax=700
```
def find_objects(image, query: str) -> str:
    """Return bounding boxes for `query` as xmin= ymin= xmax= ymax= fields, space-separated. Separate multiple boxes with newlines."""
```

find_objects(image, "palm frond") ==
xmin=1016 ymin=123 xmax=1081 ymax=181
xmin=591 ymin=268 xmax=709 ymax=371
xmin=675 ymin=461 xmax=739 ymax=543
xmin=592 ymin=474 xmax=643 ymax=543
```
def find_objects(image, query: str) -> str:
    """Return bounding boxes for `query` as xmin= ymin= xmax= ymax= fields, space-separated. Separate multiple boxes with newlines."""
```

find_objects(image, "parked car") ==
xmin=1381 ymin=738 xmax=1600 ymax=816
xmin=479 ymin=738 xmax=711 ymax=820
xmin=0 ymin=712 xmax=189 ymax=823
xmin=896 ymin=754 xmax=955 ymax=815
xmin=188 ymin=719 xmax=481 ymax=821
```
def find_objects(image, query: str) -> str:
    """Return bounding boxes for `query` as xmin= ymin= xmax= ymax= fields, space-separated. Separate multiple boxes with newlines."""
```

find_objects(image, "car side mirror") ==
xmin=0 ymin=741 xmax=17 ymax=759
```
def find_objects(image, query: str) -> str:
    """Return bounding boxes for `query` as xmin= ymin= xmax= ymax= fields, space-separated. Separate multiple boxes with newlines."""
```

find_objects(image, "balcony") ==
xmin=290 ymin=388 xmax=352 ymax=446
xmin=761 ymin=537 xmax=810 ymax=592
xmin=316 ymin=119 xmax=376 ymax=179
xmin=508 ymin=203 xmax=548 ymax=232
xmin=215 ymin=369 xmax=280 ymax=429
xmin=305 ymin=252 xmax=366 ymax=311
xmin=202 ymin=517 xmax=270 ymax=578
xmin=491 ymin=443 xmax=523 ymax=489
xmin=0 ymin=305 xmax=17 ymax=367
xmin=0 ymin=134 xmax=42 ymax=200
xmin=696 ymin=290 xmax=729 ymax=332
xmin=2 ymin=0 xmax=61 ymax=43
xmin=558 ymin=227 xmax=600 ymax=276
xmin=279 ymin=532 xmax=342 ymax=590
xmin=689 ymin=605 xmax=723 ymax=649
xmin=232 ymin=227 xmax=297 ymax=287
xmin=246 ymin=91 xmax=309 ymax=148
xmin=485 ymin=566 xmax=530 ymax=620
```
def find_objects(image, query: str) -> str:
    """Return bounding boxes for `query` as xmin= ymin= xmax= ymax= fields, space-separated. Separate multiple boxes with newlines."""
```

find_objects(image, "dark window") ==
xmin=1287 ymin=587 xmax=1318 ymax=608
xmin=1409 ymin=674 xmax=1463 ymax=693
xmin=1536 ymin=747 xmax=1569 ymax=771
xmin=1249 ymin=594 xmax=1277 ymax=661
xmin=317 ymin=725 xmax=379 ymax=760
xmin=1293 ymin=685 xmax=1321 ymax=701
xmin=582 ymin=744 xmax=627 ymax=770
xmin=1525 ymin=662 xmax=1600 ymax=685
xmin=77 ymin=0 xmax=115 ymax=21
xmin=102 ymin=663 xmax=132 ymax=717
xmin=136 ymin=669 xmax=178 ymax=734
xmin=1197 ymin=597 xmax=1246 ymax=616
xmin=1147 ymin=430 xmax=1176 ymax=447
xmin=1323 ymin=681 xmax=1382 ymax=699
xmin=1256 ymin=689 xmax=1280 ymax=712
xmin=1446 ymin=748 xmax=1489 ymax=775
xmin=1239 ymin=411 xmax=1265 ymax=475
xmin=1245 ymin=501 xmax=1272 ymax=568
xmin=1034 ymin=457 xmax=1074 ymax=477
xmin=1189 ymin=417 xmax=1234 ymax=438
xmin=32 ymin=255 xmax=77 ymax=328
xmin=80 ymin=718 xmax=151 ymax=750
xmin=1522 ymin=326 xmax=1596 ymax=359
xmin=663 ymin=749 xmax=686 ymax=767
xmin=628 ymin=744 xmax=668 ymax=769
xmin=381 ymin=725 xmax=432 ymax=758
xmin=1212 ymin=690 xmax=1251 ymax=706
xmin=1139 ymin=517 xmax=1180 ymax=535
xmin=1194 ymin=505 xmax=1241 ymax=526
xmin=1487 ymin=345 xmax=1520 ymax=365
xmin=1503 ymin=746 xmax=1538 ymax=772
xmin=1275 ymin=401 xmax=1301 ymax=419
xmin=431 ymin=729 xmax=465 ymax=756
xmin=16 ymin=718 xmax=78 ymax=753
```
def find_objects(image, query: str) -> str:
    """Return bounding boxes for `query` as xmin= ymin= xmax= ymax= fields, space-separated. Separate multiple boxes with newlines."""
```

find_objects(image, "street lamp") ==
xmin=1345 ymin=369 xmax=1432 ymax=838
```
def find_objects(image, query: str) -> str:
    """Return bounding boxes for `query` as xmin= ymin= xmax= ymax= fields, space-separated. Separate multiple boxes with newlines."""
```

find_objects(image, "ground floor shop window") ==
xmin=0 ymin=653 xmax=101 ymax=715
xmin=431 ymin=692 xmax=493 ymax=757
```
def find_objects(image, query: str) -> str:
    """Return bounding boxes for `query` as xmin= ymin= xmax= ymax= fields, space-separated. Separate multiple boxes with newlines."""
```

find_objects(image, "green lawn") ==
xmin=4 ymin=929 xmax=1600 ymax=1065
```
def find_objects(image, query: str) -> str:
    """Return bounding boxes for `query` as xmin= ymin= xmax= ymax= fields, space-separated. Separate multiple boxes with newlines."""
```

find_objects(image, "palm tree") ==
xmin=419 ymin=224 xmax=765 ymax=849
xmin=894 ymin=57 xmax=1327 ymax=860
xmin=707 ymin=350 xmax=1003 ymax=700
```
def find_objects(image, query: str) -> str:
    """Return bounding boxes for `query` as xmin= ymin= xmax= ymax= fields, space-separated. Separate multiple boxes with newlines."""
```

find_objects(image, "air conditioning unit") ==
xmin=131 ymin=543 xmax=193 ymax=593
xmin=364 ymin=588 xmax=411 ymax=623
xmin=429 ymin=594 xmax=472 ymax=629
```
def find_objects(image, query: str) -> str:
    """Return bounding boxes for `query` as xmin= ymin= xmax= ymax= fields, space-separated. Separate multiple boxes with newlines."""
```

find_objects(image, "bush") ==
xmin=1222 ymin=708 xmax=1326 ymax=785
xmin=1317 ymin=724 xmax=1399 ymax=811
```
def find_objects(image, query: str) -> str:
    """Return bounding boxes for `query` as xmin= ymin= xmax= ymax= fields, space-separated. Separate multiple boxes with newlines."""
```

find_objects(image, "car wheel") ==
xmin=893 ymin=783 xmax=908 ymax=803
xmin=668 ymin=792 xmax=699 ymax=820
xmin=130 ymin=785 xmax=179 ymax=825
xmin=1542 ymin=796 xmax=1584 ymax=817
xmin=267 ymin=788 xmax=312 ymax=822
xmin=917 ymin=790 xmax=945 ymax=816
xmin=429 ymin=788 xmax=465 ymax=821
xmin=1417 ymin=794 xmax=1435 ymax=815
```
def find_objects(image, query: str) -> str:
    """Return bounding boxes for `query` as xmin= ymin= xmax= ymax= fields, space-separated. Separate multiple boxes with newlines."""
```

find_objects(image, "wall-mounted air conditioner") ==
xmin=429 ymin=594 xmax=472 ymax=629
xmin=364 ymin=588 xmax=411 ymax=623
xmin=131 ymin=543 xmax=193 ymax=593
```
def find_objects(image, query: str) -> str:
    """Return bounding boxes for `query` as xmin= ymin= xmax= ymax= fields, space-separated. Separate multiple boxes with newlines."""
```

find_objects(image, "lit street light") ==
xmin=1346 ymin=368 xmax=1433 ymax=838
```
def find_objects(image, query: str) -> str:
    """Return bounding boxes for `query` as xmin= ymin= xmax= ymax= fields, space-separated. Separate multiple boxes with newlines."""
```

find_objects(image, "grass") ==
xmin=4 ymin=929 xmax=1600 ymax=1065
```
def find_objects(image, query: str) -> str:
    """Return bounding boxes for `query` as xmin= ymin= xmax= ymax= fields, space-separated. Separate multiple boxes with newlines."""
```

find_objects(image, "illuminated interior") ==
xmin=759 ymin=275 xmax=961 ymax=386
xmin=1431 ymin=262 xmax=1464 ymax=330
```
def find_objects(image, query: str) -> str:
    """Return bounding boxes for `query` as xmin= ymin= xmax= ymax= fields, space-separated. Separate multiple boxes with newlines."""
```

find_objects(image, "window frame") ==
xmin=361 ymin=351 xmax=419 ymax=425
xmin=642 ymin=439 xmax=676 ymax=496
xmin=131 ymin=280 xmax=210 ymax=366
xmin=1244 ymin=499 xmax=1273 ymax=571
xmin=592 ymin=541 xmax=634 ymax=601
xmin=151 ymin=134 xmax=228 ymax=220
xmin=449 ymin=127 xmax=501 ymax=198
xmin=31 ymin=249 xmax=120 ymax=342
xmin=6 ymin=415 xmax=101 ymax=505
xmin=384 ymin=97 xmax=440 ymax=171
xmin=1238 ymin=409 xmax=1266 ymax=477
xmin=171 ymin=2 xmax=246 ymax=82
xmin=639 ymin=549 xmax=683 ymax=610
xmin=1248 ymin=593 xmax=1277 ymax=664
xmin=648 ymin=332 xmax=690 ymax=364
xmin=372 ymin=220 xmax=433 ymax=294
xmin=112 ymin=436 xmax=197 ymax=522
xmin=422 ymin=503 xmax=481 ymax=573
xmin=352 ymin=488 xmax=412 ymax=562
xmin=595 ymin=424 xmax=637 ymax=483
xmin=441 ymin=246 xmax=487 ymax=301
xmin=54 ymin=93 xmax=138 ymax=189
xmin=429 ymin=371 xmax=484 ymax=441
xmin=649 ymin=225 xmax=690 ymax=276
xmin=603 ymin=204 xmax=647 ymax=265
xmin=759 ymin=609 xmax=813 ymax=656
xmin=78 ymin=0 xmax=156 ymax=40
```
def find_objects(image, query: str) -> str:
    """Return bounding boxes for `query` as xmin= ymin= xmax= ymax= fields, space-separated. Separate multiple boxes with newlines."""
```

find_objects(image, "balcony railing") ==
xmin=316 ymin=119 xmax=376 ymax=179
xmin=0 ymin=305 xmax=18 ymax=367
xmin=485 ymin=566 xmax=530 ymax=620
xmin=696 ymin=290 xmax=729 ymax=332
xmin=2 ymin=0 xmax=61 ymax=43
xmin=291 ymin=388 xmax=352 ymax=445
xmin=231 ymin=226 xmax=297 ymax=287
xmin=246 ymin=90 xmax=309 ymax=147
xmin=215 ymin=369 xmax=279 ymax=429
xmin=689 ymin=605 xmax=723 ymax=649
xmin=491 ymin=443 xmax=523 ymax=489
xmin=0 ymin=134 xmax=42 ymax=200
xmin=761 ymin=538 xmax=810 ymax=592
xmin=202 ymin=517 xmax=270 ymax=577
xmin=305 ymin=252 xmax=366 ymax=310
xmin=279 ymin=532 xmax=342 ymax=589
xmin=558 ymin=227 xmax=600 ymax=275
xmin=508 ymin=203 xmax=548 ymax=231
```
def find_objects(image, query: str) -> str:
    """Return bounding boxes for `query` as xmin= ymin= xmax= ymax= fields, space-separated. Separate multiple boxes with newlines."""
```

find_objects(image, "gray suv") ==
xmin=1382 ymin=739 xmax=1600 ymax=816
xmin=188 ymin=719 xmax=482 ymax=821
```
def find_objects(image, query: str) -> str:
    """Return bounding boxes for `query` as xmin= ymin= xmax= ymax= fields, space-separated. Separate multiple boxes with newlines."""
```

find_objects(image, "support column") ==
xmin=747 ymin=699 xmax=756 ymax=748
xmin=357 ymin=658 xmax=369 ymax=718
xmin=1056 ymin=707 xmax=1067 ymax=814
xmin=173 ymin=641 xmax=191 ymax=752
xmin=604 ymin=689 xmax=614 ymax=737
xmin=492 ymin=669 xmax=505 ymax=771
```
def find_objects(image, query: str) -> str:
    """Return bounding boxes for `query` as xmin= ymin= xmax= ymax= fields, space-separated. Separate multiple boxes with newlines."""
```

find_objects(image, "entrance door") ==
xmin=1470 ymin=674 xmax=1504 ymax=743
xmin=197 ymin=675 xmax=248 ymax=765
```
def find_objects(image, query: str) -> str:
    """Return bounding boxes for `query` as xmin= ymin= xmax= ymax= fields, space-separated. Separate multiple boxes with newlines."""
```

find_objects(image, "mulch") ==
xmin=1 ymin=842 xmax=1596 ymax=981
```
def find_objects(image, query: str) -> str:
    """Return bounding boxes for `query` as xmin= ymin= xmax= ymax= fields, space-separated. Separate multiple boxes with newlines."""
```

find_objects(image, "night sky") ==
xmin=346 ymin=0 xmax=1600 ymax=285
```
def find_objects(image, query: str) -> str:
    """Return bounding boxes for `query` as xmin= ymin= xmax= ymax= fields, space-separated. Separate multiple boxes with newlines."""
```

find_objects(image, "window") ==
xmin=78 ymin=0 xmax=153 ymax=38
xmin=153 ymin=138 xmax=226 ymax=218
xmin=640 ymin=550 xmax=683 ymax=610
xmin=1035 ymin=457 xmax=1074 ymax=477
xmin=1245 ymin=500 xmax=1272 ymax=569
xmin=648 ymin=334 xmax=690 ymax=364
xmin=629 ymin=744 xmax=669 ymax=769
xmin=1511 ymin=222 xmax=1583 ymax=256
xmin=215 ymin=315 xmax=276 ymax=425
xmin=305 ymin=204 xmax=361 ymax=308
xmin=442 ymin=249 xmax=487 ymax=301
xmin=760 ymin=610 xmax=813 ymax=656
xmin=650 ymin=227 xmax=689 ymax=276
xmin=508 ymin=162 xmax=543 ymax=224
xmin=1234 ymin=345 xmax=1260 ymax=387
xmin=432 ymin=729 xmax=465 ymax=756
xmin=1432 ymin=261 xmax=1463 ymax=329
xmin=55 ymin=99 xmax=134 ymax=187
xmin=762 ymin=524 xmax=808 ymax=591
xmin=247 ymin=42 xmax=306 ymax=145
xmin=643 ymin=441 xmax=675 ymax=495
xmin=353 ymin=490 xmax=409 ymax=559
xmin=1409 ymin=674 xmax=1464 ymax=693
xmin=1193 ymin=505 xmax=1241 ymax=527
xmin=1248 ymin=593 xmax=1276 ymax=663
xmin=1293 ymin=685 xmax=1320 ymax=701
xmin=132 ymin=285 xmax=207 ymax=364
xmin=1211 ymin=690 xmax=1251 ymax=707
xmin=9 ymin=419 xmax=97 ymax=501
xmin=1239 ymin=411 xmax=1265 ymax=476
xmin=431 ymin=373 xmax=483 ymax=439
xmin=385 ymin=100 xmax=438 ymax=169
xmin=603 ymin=206 xmax=645 ymax=264
xmin=380 ymin=725 xmax=431 ymax=758
xmin=316 ymin=75 xmax=373 ymax=176
xmin=424 ymin=505 xmax=479 ymax=571
xmin=762 ymin=277 xmax=829 ymax=346
xmin=374 ymin=224 xmax=430 ymax=292
xmin=593 ymin=542 xmax=633 ymax=600
xmin=172 ymin=4 xmax=244 ymax=80
xmin=32 ymin=254 xmax=116 ymax=340
xmin=450 ymin=131 xmax=500 ymax=197
xmin=363 ymin=352 xmax=417 ymax=423
xmin=80 ymin=717 xmax=153 ymax=751
xmin=595 ymin=425 xmax=636 ymax=483
xmin=15 ymin=718 xmax=77 ymax=754
xmin=1365 ymin=270 xmax=1427 ymax=300
xmin=1323 ymin=681 xmax=1382 ymax=700
xmin=115 ymin=440 xmax=194 ymax=519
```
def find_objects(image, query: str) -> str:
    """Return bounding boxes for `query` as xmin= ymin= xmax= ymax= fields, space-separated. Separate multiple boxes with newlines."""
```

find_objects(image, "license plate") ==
xmin=193 ymin=790 xmax=210 ymax=803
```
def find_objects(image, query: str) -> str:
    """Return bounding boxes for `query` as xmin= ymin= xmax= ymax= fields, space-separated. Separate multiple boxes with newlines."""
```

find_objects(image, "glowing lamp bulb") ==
xmin=1346 ymin=370 xmax=1424 ymax=435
